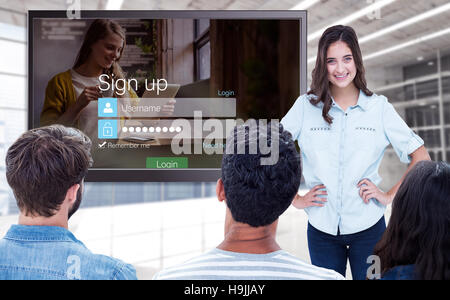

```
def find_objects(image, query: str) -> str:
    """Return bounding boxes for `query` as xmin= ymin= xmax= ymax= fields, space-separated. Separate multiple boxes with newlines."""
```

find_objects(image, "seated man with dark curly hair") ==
xmin=153 ymin=122 xmax=344 ymax=280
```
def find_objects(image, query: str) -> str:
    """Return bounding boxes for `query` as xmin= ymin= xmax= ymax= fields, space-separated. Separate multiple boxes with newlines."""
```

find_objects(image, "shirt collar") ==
xmin=4 ymin=224 xmax=79 ymax=243
xmin=329 ymin=89 xmax=369 ymax=111
xmin=354 ymin=90 xmax=370 ymax=111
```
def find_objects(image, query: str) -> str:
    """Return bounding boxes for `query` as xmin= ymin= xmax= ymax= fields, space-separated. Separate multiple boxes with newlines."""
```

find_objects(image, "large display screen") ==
xmin=28 ymin=11 xmax=307 ymax=181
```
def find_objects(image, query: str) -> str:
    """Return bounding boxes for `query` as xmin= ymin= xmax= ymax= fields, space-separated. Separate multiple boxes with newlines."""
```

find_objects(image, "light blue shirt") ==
xmin=0 ymin=225 xmax=137 ymax=280
xmin=281 ymin=90 xmax=424 ymax=235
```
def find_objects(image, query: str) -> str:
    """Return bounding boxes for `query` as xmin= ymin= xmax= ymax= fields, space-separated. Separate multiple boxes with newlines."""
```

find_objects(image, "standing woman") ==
xmin=40 ymin=19 xmax=137 ymax=138
xmin=281 ymin=25 xmax=431 ymax=280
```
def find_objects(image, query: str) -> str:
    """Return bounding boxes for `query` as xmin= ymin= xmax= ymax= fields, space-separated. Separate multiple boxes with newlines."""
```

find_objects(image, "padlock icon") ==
xmin=102 ymin=122 xmax=113 ymax=137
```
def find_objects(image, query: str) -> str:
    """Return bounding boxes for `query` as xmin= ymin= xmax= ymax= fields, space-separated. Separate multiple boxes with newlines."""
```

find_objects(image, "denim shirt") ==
xmin=281 ymin=91 xmax=424 ymax=235
xmin=0 ymin=225 xmax=137 ymax=280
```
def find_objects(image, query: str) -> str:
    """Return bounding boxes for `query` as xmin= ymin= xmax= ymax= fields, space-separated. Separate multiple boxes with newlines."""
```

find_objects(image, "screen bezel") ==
xmin=28 ymin=10 xmax=307 ymax=182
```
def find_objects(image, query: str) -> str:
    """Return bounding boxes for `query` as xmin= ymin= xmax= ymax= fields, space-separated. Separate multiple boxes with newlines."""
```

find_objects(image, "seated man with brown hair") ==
xmin=0 ymin=125 xmax=136 ymax=280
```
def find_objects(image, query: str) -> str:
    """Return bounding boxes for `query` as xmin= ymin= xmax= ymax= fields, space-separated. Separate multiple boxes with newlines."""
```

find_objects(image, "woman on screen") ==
xmin=280 ymin=25 xmax=431 ymax=280
xmin=40 ymin=19 xmax=137 ymax=138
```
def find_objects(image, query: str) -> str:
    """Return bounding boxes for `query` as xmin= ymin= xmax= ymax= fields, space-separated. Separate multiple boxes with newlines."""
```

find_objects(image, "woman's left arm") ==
xmin=358 ymin=145 xmax=431 ymax=206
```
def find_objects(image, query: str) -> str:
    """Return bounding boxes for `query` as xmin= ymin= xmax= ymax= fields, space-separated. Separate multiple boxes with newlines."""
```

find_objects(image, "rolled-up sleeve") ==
xmin=383 ymin=100 xmax=424 ymax=163
xmin=281 ymin=95 xmax=305 ymax=141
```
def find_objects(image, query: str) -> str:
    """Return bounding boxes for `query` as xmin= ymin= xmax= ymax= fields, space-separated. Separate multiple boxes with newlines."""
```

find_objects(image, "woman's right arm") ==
xmin=282 ymin=95 xmax=325 ymax=209
xmin=55 ymin=86 xmax=101 ymax=126
xmin=41 ymin=81 xmax=101 ymax=127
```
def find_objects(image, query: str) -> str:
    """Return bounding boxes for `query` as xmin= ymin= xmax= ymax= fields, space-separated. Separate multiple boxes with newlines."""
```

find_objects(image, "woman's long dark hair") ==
xmin=73 ymin=19 xmax=129 ymax=97
xmin=308 ymin=25 xmax=372 ymax=124
xmin=373 ymin=160 xmax=450 ymax=280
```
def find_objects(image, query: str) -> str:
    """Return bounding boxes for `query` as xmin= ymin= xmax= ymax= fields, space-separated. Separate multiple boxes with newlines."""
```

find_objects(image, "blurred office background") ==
xmin=0 ymin=0 xmax=449 ymax=279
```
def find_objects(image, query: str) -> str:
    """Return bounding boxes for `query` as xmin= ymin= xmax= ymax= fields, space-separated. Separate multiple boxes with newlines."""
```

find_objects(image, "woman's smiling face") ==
xmin=326 ymin=41 xmax=357 ymax=89
xmin=90 ymin=32 xmax=123 ymax=69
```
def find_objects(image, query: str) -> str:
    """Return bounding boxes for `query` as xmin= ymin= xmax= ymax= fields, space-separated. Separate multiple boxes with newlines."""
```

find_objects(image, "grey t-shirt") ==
xmin=153 ymin=248 xmax=344 ymax=280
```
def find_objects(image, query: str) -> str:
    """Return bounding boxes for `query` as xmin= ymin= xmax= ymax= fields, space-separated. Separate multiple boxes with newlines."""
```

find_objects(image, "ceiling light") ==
xmin=307 ymin=27 xmax=450 ymax=65
xmin=364 ymin=27 xmax=450 ymax=61
xmin=308 ymin=0 xmax=397 ymax=42
xmin=308 ymin=3 xmax=450 ymax=65
xmin=290 ymin=0 xmax=320 ymax=10
xmin=358 ymin=2 xmax=450 ymax=45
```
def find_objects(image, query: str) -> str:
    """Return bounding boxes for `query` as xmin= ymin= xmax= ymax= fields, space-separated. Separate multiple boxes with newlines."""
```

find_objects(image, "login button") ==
xmin=146 ymin=157 xmax=188 ymax=169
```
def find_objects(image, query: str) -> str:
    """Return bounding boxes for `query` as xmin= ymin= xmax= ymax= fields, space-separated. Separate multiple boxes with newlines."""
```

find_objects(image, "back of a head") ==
xmin=221 ymin=122 xmax=301 ymax=227
xmin=5 ymin=125 xmax=93 ymax=217
xmin=374 ymin=160 xmax=450 ymax=280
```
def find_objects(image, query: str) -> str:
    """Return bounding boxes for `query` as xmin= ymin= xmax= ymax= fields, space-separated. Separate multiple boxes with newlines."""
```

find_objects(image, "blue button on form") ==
xmin=98 ymin=119 xmax=118 ymax=139
xmin=98 ymin=98 xmax=118 ymax=117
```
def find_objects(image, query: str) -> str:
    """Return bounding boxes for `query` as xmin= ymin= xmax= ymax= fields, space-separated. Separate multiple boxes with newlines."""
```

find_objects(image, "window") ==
xmin=406 ymin=104 xmax=441 ymax=127
xmin=0 ymin=19 xmax=27 ymax=217
xmin=194 ymin=19 xmax=210 ymax=81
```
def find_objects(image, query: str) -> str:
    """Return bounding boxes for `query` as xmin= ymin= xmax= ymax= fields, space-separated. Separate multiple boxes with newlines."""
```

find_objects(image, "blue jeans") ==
xmin=307 ymin=217 xmax=386 ymax=280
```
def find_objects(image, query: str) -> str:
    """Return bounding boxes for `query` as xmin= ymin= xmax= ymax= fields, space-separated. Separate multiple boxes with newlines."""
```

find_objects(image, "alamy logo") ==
xmin=170 ymin=112 xmax=281 ymax=166
xmin=66 ymin=255 xmax=81 ymax=279
xmin=366 ymin=255 xmax=381 ymax=280
xmin=366 ymin=0 xmax=383 ymax=20
xmin=66 ymin=0 xmax=81 ymax=20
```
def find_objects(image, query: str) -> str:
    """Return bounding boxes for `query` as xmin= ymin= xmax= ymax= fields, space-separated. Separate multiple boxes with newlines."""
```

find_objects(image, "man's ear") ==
xmin=216 ymin=178 xmax=226 ymax=203
xmin=65 ymin=184 xmax=80 ymax=205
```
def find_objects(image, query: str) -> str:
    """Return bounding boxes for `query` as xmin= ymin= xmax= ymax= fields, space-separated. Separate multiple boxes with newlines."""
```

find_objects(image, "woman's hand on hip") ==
xmin=357 ymin=178 xmax=393 ymax=206
xmin=292 ymin=184 xmax=327 ymax=209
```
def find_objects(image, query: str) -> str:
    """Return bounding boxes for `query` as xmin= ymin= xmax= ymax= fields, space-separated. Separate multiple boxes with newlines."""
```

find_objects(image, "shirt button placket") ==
xmin=338 ymin=111 xmax=347 ymax=212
